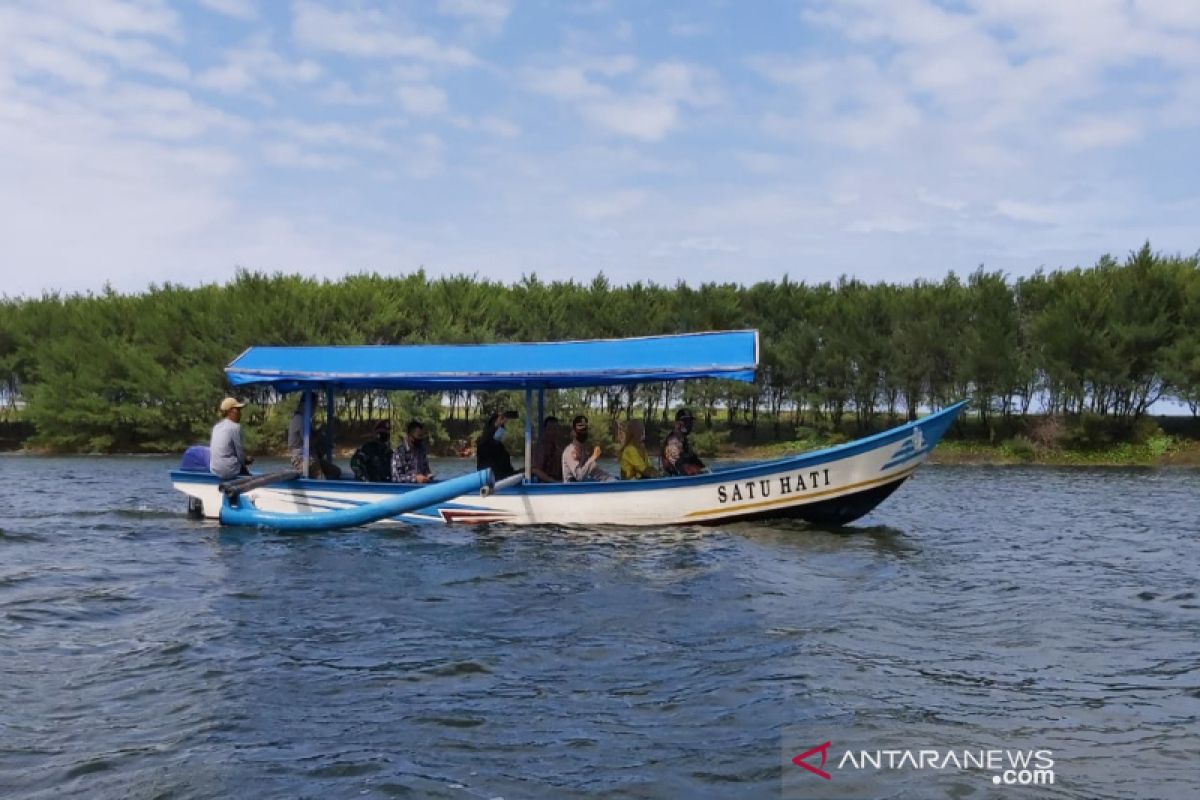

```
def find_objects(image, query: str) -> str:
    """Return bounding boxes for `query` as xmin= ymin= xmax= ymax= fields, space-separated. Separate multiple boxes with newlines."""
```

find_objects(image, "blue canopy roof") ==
xmin=226 ymin=330 xmax=759 ymax=391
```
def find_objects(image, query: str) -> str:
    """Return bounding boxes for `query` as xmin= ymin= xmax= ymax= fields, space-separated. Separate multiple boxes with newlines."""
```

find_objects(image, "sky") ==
xmin=1 ymin=0 xmax=1198 ymax=297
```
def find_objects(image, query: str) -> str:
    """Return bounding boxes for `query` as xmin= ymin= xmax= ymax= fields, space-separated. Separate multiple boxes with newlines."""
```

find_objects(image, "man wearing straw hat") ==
xmin=209 ymin=397 xmax=254 ymax=480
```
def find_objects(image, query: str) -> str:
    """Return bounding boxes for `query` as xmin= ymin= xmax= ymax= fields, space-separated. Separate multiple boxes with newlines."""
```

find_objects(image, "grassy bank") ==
xmin=736 ymin=431 xmax=1200 ymax=467
xmin=5 ymin=413 xmax=1200 ymax=468
xmin=923 ymin=437 xmax=1200 ymax=466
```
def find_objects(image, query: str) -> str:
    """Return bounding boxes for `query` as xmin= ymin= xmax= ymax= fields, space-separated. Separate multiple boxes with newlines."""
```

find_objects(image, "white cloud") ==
xmin=582 ymin=98 xmax=678 ymax=141
xmin=524 ymin=59 xmax=720 ymax=141
xmin=0 ymin=0 xmax=1197 ymax=301
xmin=996 ymin=200 xmax=1061 ymax=225
xmin=477 ymin=115 xmax=520 ymax=138
xmin=0 ymin=96 xmax=239 ymax=296
xmin=1059 ymin=118 xmax=1142 ymax=150
xmin=198 ymin=0 xmax=257 ymax=21
xmin=917 ymin=187 xmax=967 ymax=213
xmin=523 ymin=66 xmax=609 ymax=102
xmin=292 ymin=1 xmax=477 ymax=66
xmin=753 ymin=55 xmax=923 ymax=149
xmin=261 ymin=141 xmax=352 ymax=169
xmin=405 ymin=133 xmax=446 ymax=178
xmin=763 ymin=0 xmax=1200 ymax=154
xmin=54 ymin=0 xmax=181 ymax=40
xmin=652 ymin=236 xmax=741 ymax=256
xmin=846 ymin=215 xmax=922 ymax=235
xmin=573 ymin=189 xmax=647 ymax=220
xmin=0 ymin=2 xmax=189 ymax=85
xmin=196 ymin=35 xmax=321 ymax=95
xmin=436 ymin=0 xmax=512 ymax=36
xmin=314 ymin=80 xmax=380 ymax=106
xmin=397 ymin=83 xmax=448 ymax=117
xmin=733 ymin=150 xmax=791 ymax=175
xmin=270 ymin=119 xmax=390 ymax=151
xmin=668 ymin=21 xmax=708 ymax=38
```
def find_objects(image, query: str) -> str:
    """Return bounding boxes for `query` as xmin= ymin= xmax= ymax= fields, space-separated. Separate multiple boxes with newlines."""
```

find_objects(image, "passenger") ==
xmin=476 ymin=410 xmax=518 ymax=480
xmin=562 ymin=415 xmax=613 ymax=482
xmin=661 ymin=408 xmax=706 ymax=476
xmin=209 ymin=397 xmax=253 ymax=480
xmin=309 ymin=422 xmax=343 ymax=480
xmin=391 ymin=420 xmax=434 ymax=484
xmin=350 ymin=419 xmax=393 ymax=482
xmin=619 ymin=419 xmax=659 ymax=480
xmin=531 ymin=416 xmax=563 ymax=482
xmin=286 ymin=398 xmax=308 ymax=472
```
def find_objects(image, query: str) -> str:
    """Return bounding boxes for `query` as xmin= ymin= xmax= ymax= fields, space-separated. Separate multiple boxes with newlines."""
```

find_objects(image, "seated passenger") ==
xmin=287 ymin=398 xmax=307 ymax=472
xmin=209 ymin=397 xmax=253 ymax=480
xmin=392 ymin=420 xmax=434 ymax=484
xmin=309 ymin=423 xmax=344 ymax=480
xmin=562 ymin=415 xmax=613 ymax=482
xmin=350 ymin=419 xmax=392 ymax=482
xmin=531 ymin=416 xmax=563 ymax=482
xmin=476 ymin=411 xmax=518 ymax=480
xmin=619 ymin=420 xmax=659 ymax=480
xmin=661 ymin=408 xmax=706 ymax=476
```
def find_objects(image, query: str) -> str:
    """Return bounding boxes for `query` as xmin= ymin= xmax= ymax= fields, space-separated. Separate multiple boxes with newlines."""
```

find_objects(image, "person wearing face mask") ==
xmin=350 ymin=419 xmax=393 ymax=482
xmin=562 ymin=415 xmax=613 ymax=482
xmin=661 ymin=408 xmax=706 ymax=476
xmin=391 ymin=420 xmax=434 ymax=484
xmin=476 ymin=410 xmax=518 ymax=480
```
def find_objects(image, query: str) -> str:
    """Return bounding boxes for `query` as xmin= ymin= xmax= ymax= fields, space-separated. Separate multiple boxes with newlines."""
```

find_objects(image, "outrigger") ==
xmin=171 ymin=331 xmax=965 ymax=529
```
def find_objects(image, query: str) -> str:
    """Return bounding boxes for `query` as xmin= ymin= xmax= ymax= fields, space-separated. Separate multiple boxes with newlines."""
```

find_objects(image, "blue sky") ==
xmin=1 ymin=0 xmax=1198 ymax=297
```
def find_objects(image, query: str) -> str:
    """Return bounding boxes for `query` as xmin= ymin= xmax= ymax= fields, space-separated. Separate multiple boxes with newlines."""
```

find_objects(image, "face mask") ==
xmin=574 ymin=428 xmax=589 ymax=442
xmin=494 ymin=426 xmax=505 ymax=441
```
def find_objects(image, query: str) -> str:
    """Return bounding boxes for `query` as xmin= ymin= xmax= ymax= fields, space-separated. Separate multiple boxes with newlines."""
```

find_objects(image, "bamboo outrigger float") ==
xmin=171 ymin=331 xmax=965 ymax=529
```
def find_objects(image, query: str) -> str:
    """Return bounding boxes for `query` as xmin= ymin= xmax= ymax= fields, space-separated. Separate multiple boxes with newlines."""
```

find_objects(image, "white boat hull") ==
xmin=173 ymin=403 xmax=964 ymax=528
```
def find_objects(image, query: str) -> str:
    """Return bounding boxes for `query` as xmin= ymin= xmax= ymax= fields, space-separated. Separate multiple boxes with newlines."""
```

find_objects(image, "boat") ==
xmin=172 ymin=331 xmax=966 ymax=528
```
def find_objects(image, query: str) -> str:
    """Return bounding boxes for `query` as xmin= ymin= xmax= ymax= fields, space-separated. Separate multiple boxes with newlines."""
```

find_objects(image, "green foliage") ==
xmin=688 ymin=428 xmax=730 ymax=458
xmin=1 ymin=244 xmax=1198 ymax=453
xmin=1001 ymin=436 xmax=1037 ymax=462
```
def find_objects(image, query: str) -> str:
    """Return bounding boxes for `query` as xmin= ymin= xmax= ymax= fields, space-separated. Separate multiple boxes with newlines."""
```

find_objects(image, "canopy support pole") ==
xmin=523 ymin=388 xmax=533 ymax=483
xmin=537 ymin=387 xmax=545 ymax=439
xmin=301 ymin=389 xmax=312 ymax=475
xmin=325 ymin=385 xmax=335 ymax=463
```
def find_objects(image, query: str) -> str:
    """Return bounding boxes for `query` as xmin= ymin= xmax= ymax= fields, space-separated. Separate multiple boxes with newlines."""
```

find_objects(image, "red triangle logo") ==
xmin=792 ymin=741 xmax=832 ymax=780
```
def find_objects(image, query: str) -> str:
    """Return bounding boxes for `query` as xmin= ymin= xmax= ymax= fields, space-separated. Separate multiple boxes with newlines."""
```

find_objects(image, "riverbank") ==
xmin=7 ymin=437 xmax=1200 ymax=468
xmin=736 ymin=434 xmax=1200 ymax=467
xmin=6 ymin=417 xmax=1200 ymax=467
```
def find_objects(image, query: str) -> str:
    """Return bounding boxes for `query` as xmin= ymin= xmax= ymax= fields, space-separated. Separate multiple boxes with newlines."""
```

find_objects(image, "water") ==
xmin=1 ymin=457 xmax=1197 ymax=799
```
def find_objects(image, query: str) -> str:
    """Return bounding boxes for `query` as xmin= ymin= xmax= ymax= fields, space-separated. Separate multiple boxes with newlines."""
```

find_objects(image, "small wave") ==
xmin=63 ymin=758 xmax=114 ymax=779
xmin=416 ymin=716 xmax=486 ymax=728
xmin=306 ymin=760 xmax=384 ymax=779
xmin=0 ymin=529 xmax=44 ymax=543
xmin=421 ymin=661 xmax=492 ymax=677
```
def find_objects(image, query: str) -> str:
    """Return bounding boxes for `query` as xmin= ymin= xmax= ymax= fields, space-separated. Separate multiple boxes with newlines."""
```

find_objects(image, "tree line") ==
xmin=0 ymin=242 xmax=1196 ymax=453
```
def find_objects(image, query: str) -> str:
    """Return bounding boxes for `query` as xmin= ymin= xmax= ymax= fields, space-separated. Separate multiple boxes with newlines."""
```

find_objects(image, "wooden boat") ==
xmin=172 ymin=331 xmax=965 ymax=528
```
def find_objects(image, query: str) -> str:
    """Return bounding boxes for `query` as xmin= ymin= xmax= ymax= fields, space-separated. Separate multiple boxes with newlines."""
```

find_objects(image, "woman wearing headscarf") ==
xmin=618 ymin=419 xmax=659 ymax=480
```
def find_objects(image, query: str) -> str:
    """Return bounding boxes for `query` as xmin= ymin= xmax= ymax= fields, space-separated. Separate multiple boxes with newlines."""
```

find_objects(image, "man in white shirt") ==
xmin=561 ymin=415 xmax=612 ymax=482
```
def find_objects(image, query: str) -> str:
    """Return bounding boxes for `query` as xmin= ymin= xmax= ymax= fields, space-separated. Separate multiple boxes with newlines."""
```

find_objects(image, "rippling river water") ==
xmin=1 ymin=456 xmax=1197 ymax=799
